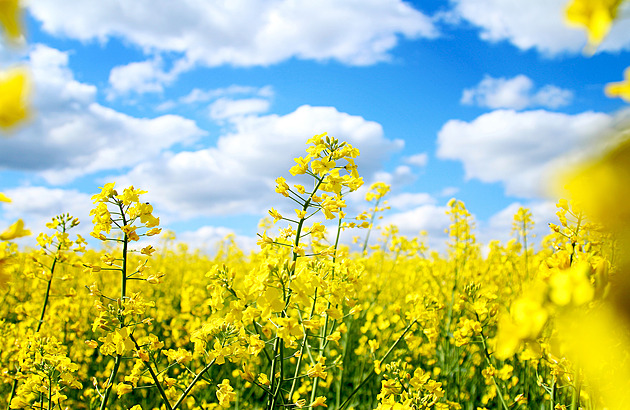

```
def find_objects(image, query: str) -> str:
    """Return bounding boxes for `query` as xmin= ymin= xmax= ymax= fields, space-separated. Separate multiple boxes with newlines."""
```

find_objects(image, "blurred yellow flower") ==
xmin=0 ymin=0 xmax=22 ymax=41
xmin=0 ymin=192 xmax=10 ymax=202
xmin=564 ymin=136 xmax=630 ymax=244
xmin=605 ymin=66 xmax=630 ymax=102
xmin=565 ymin=0 xmax=624 ymax=53
xmin=0 ymin=67 xmax=30 ymax=130
xmin=0 ymin=218 xmax=30 ymax=240
xmin=311 ymin=396 xmax=328 ymax=408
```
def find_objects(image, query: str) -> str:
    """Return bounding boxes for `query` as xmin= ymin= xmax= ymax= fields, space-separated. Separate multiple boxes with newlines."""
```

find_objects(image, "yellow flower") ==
xmin=0 ymin=218 xmax=30 ymax=240
xmin=0 ymin=0 xmax=22 ymax=41
xmin=268 ymin=208 xmax=283 ymax=223
xmin=311 ymin=396 xmax=328 ymax=408
xmin=290 ymin=156 xmax=310 ymax=175
xmin=0 ymin=68 xmax=30 ymax=130
xmin=306 ymin=362 xmax=327 ymax=379
xmin=140 ymin=245 xmax=156 ymax=256
xmin=563 ymin=136 xmax=630 ymax=241
xmin=116 ymin=382 xmax=133 ymax=397
xmin=275 ymin=176 xmax=290 ymax=197
xmin=605 ymin=66 xmax=630 ymax=102
xmin=164 ymin=348 xmax=193 ymax=364
xmin=91 ymin=182 xmax=117 ymax=202
xmin=565 ymin=0 xmax=624 ymax=53
xmin=0 ymin=192 xmax=10 ymax=202
xmin=216 ymin=379 xmax=236 ymax=407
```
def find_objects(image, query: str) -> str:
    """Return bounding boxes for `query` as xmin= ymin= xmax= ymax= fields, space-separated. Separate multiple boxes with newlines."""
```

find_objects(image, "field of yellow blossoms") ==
xmin=1 ymin=131 xmax=630 ymax=410
xmin=2 ymin=0 xmax=630 ymax=409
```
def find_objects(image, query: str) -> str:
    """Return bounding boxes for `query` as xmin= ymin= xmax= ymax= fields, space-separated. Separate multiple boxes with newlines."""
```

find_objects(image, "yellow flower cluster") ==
xmin=1 ymin=131 xmax=629 ymax=410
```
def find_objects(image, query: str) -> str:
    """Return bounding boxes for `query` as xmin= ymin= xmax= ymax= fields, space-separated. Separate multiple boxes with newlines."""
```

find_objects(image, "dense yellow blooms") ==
xmin=0 ymin=134 xmax=627 ymax=410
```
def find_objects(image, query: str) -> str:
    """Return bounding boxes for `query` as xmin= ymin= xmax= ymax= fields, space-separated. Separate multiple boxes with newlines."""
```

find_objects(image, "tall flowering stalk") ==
xmin=86 ymin=183 xmax=162 ymax=410
xmin=252 ymin=133 xmax=365 ymax=408
xmin=7 ymin=214 xmax=84 ymax=410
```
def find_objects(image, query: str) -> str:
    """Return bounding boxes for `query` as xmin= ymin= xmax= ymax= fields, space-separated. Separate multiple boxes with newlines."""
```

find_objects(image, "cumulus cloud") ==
xmin=478 ymin=200 xmax=558 ymax=248
xmin=437 ymin=109 xmax=612 ymax=198
xmin=0 ymin=187 xmax=94 ymax=246
xmin=181 ymin=85 xmax=274 ymax=105
xmin=452 ymin=0 xmax=630 ymax=55
xmin=380 ymin=203 xmax=451 ymax=251
xmin=461 ymin=75 xmax=573 ymax=110
xmin=388 ymin=192 xmax=436 ymax=210
xmin=177 ymin=226 xmax=257 ymax=254
xmin=373 ymin=165 xmax=416 ymax=188
xmin=0 ymin=44 xmax=206 ymax=184
xmin=113 ymin=104 xmax=404 ymax=219
xmin=403 ymin=152 xmax=428 ymax=167
xmin=108 ymin=57 xmax=188 ymax=96
xmin=28 ymin=0 xmax=438 ymax=95
xmin=209 ymin=98 xmax=271 ymax=120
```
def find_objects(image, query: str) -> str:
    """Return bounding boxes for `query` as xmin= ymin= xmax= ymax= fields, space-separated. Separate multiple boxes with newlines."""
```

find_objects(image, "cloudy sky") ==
xmin=1 ymin=0 xmax=629 ymax=252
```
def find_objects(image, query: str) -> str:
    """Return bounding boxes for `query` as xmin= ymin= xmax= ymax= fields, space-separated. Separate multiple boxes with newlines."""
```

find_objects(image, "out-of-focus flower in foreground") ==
xmin=565 ymin=0 xmax=625 ymax=54
xmin=0 ymin=218 xmax=30 ymax=241
xmin=0 ymin=67 xmax=30 ymax=130
xmin=564 ymin=134 xmax=630 ymax=247
xmin=0 ymin=0 xmax=22 ymax=41
xmin=606 ymin=67 xmax=630 ymax=102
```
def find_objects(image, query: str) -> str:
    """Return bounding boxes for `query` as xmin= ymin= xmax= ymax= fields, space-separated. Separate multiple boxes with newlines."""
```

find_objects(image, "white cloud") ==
xmin=404 ymin=152 xmax=428 ymax=167
xmin=381 ymin=204 xmax=451 ymax=251
xmin=112 ymin=104 xmax=404 ymax=219
xmin=437 ymin=109 xmax=612 ymax=198
xmin=461 ymin=75 xmax=573 ymax=110
xmin=27 ymin=0 xmax=438 ymax=87
xmin=108 ymin=57 xmax=187 ymax=96
xmin=439 ymin=186 xmax=459 ymax=197
xmin=452 ymin=0 xmax=630 ymax=55
xmin=209 ymin=98 xmax=271 ymax=120
xmin=388 ymin=192 xmax=436 ymax=210
xmin=479 ymin=200 xmax=558 ymax=249
xmin=0 ymin=44 xmax=206 ymax=184
xmin=180 ymin=85 xmax=274 ymax=105
xmin=0 ymin=186 xmax=94 ymax=246
xmin=373 ymin=165 xmax=416 ymax=188
xmin=177 ymin=226 xmax=257 ymax=254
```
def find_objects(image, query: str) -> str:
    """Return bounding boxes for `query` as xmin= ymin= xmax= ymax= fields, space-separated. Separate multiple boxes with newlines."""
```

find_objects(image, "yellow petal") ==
xmin=0 ymin=67 xmax=31 ymax=130
xmin=565 ymin=0 xmax=623 ymax=53
xmin=0 ymin=0 xmax=22 ymax=41
xmin=0 ymin=219 xmax=31 ymax=241
xmin=0 ymin=192 xmax=10 ymax=202
xmin=605 ymin=67 xmax=630 ymax=102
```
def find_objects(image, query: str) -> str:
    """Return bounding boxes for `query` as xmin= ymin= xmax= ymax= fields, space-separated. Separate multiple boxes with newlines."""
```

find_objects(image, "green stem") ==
xmin=130 ymin=334 xmax=172 ymax=410
xmin=37 ymin=225 xmax=64 ymax=333
xmin=171 ymin=359 xmax=216 ymax=410
xmin=338 ymin=319 xmax=417 ymax=410
xmin=98 ymin=203 xmax=129 ymax=410
xmin=47 ymin=373 xmax=52 ymax=410
xmin=6 ymin=379 xmax=17 ymax=410
xmin=36 ymin=259 xmax=55 ymax=333
xmin=478 ymin=326 xmax=509 ymax=410
xmin=362 ymin=197 xmax=382 ymax=254
xmin=99 ymin=354 xmax=122 ymax=410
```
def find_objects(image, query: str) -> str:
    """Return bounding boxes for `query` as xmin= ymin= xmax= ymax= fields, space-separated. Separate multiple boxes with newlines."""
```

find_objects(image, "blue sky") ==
xmin=1 ymin=0 xmax=629 ymax=252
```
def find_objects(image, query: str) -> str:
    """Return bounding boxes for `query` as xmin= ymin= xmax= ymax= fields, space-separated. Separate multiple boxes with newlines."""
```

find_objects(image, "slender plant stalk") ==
xmin=338 ymin=319 xmax=417 ymax=410
xmin=171 ymin=359 xmax=216 ymax=410
xmin=99 ymin=202 xmax=129 ymax=410
xmin=129 ymin=334 xmax=172 ymax=410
